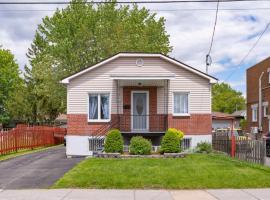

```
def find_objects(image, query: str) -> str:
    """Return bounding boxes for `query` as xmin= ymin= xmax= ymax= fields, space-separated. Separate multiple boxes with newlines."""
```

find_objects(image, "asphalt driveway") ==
xmin=0 ymin=146 xmax=83 ymax=189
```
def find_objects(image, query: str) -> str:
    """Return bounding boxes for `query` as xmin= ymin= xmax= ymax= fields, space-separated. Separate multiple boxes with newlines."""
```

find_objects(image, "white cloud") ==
xmin=1 ymin=1 xmax=270 ymax=95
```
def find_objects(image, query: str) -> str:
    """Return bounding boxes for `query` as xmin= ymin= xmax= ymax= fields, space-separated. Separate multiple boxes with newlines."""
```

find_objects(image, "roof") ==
xmin=61 ymin=52 xmax=218 ymax=84
xmin=231 ymin=110 xmax=246 ymax=117
xmin=212 ymin=112 xmax=234 ymax=120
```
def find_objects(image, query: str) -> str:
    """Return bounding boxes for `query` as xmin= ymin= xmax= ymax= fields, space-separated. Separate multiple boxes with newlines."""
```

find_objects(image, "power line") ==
xmin=224 ymin=22 xmax=270 ymax=82
xmin=1 ymin=0 xmax=270 ymax=4
xmin=2 ymin=7 xmax=270 ymax=12
xmin=206 ymin=0 xmax=220 ymax=74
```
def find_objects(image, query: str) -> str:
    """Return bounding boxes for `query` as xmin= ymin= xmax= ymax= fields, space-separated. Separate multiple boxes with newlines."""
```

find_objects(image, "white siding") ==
xmin=67 ymin=57 xmax=211 ymax=114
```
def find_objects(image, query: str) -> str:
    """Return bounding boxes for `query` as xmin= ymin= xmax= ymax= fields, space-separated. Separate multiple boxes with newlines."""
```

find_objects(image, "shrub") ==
xmin=167 ymin=128 xmax=184 ymax=141
xmin=160 ymin=130 xmax=180 ymax=153
xmin=104 ymin=129 xmax=123 ymax=153
xmin=129 ymin=136 xmax=152 ymax=155
xmin=196 ymin=142 xmax=212 ymax=154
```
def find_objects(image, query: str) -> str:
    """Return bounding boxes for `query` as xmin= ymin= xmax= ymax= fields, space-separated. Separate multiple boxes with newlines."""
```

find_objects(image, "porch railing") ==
xmin=118 ymin=114 xmax=168 ymax=132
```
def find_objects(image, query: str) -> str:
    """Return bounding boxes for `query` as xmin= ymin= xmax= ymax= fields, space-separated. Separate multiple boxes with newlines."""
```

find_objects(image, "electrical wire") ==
xmin=1 ymin=0 xmax=270 ymax=4
xmin=224 ymin=22 xmax=270 ymax=82
xmin=207 ymin=0 xmax=220 ymax=55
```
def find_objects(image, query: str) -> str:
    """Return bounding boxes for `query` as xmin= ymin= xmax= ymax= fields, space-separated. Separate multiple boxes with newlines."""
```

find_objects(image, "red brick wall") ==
xmin=67 ymin=86 xmax=212 ymax=135
xmin=246 ymin=57 xmax=270 ymax=134
xmin=168 ymin=114 xmax=212 ymax=135
xmin=67 ymin=114 xmax=118 ymax=136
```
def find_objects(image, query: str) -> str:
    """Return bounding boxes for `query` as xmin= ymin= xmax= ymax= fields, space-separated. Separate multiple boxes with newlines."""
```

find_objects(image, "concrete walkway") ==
xmin=0 ymin=189 xmax=270 ymax=200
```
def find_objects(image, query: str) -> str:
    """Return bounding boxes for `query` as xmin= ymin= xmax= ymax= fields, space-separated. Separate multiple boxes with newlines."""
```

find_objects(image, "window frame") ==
xmin=251 ymin=104 xmax=258 ymax=122
xmin=172 ymin=92 xmax=190 ymax=116
xmin=88 ymin=92 xmax=111 ymax=123
xmin=264 ymin=105 xmax=268 ymax=117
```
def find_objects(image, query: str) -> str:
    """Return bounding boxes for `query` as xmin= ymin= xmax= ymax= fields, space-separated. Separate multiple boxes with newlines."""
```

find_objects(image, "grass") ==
xmin=0 ymin=145 xmax=62 ymax=161
xmin=52 ymin=153 xmax=270 ymax=189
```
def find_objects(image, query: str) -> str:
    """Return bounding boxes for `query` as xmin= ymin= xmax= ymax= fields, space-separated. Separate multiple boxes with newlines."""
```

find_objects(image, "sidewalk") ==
xmin=0 ymin=189 xmax=270 ymax=200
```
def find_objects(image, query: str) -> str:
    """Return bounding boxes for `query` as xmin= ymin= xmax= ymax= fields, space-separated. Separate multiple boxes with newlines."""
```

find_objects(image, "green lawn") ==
xmin=53 ymin=154 xmax=270 ymax=189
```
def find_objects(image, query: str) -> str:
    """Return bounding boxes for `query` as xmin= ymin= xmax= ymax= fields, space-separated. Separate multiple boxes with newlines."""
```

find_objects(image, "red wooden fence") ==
xmin=0 ymin=125 xmax=66 ymax=155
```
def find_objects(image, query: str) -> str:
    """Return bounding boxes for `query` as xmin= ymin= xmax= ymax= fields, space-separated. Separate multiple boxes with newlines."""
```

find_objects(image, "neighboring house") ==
xmin=231 ymin=110 xmax=246 ymax=129
xmin=247 ymin=57 xmax=270 ymax=136
xmin=212 ymin=112 xmax=234 ymax=130
xmin=61 ymin=53 xmax=217 ymax=156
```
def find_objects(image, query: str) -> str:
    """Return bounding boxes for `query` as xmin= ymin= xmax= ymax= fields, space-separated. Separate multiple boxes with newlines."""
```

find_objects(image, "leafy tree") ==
xmin=0 ymin=47 xmax=22 ymax=124
xmin=212 ymin=83 xmax=246 ymax=114
xmin=27 ymin=0 xmax=172 ymax=121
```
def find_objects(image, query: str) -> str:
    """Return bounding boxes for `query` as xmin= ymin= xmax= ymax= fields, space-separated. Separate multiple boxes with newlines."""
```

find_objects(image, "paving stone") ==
xmin=0 ymin=189 xmax=71 ymax=200
xmin=207 ymin=189 xmax=257 ymax=200
xmin=244 ymin=189 xmax=270 ymax=200
xmin=135 ymin=190 xmax=173 ymax=200
xmin=63 ymin=189 xmax=134 ymax=200
xmin=171 ymin=190 xmax=217 ymax=200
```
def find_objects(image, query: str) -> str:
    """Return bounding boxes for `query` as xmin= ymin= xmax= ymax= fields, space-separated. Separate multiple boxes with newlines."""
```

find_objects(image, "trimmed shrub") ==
xmin=104 ymin=129 xmax=123 ymax=153
xmin=160 ymin=130 xmax=180 ymax=153
xmin=129 ymin=136 xmax=152 ymax=155
xmin=196 ymin=142 xmax=212 ymax=154
xmin=167 ymin=128 xmax=184 ymax=141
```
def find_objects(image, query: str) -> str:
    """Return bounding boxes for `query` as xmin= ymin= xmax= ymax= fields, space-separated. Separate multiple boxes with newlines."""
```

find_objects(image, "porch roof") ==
xmin=110 ymin=74 xmax=175 ymax=80
xmin=111 ymin=75 xmax=174 ymax=87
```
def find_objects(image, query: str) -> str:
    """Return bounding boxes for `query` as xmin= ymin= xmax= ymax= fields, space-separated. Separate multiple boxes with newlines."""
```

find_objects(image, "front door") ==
xmin=132 ymin=91 xmax=149 ymax=131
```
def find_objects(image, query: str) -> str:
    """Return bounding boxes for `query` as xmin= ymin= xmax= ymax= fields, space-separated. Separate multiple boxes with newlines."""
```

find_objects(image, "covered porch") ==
xmin=112 ymin=75 xmax=173 ymax=145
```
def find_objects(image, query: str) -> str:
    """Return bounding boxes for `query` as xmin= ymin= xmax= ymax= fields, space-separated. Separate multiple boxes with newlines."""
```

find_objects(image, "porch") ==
xmin=112 ymin=76 xmax=171 ymax=144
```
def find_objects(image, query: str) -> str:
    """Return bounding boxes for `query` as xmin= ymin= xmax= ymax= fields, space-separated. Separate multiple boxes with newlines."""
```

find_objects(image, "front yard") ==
xmin=53 ymin=153 xmax=270 ymax=189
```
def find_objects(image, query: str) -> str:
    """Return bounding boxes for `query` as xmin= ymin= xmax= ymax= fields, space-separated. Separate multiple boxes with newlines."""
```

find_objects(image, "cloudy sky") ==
xmin=1 ymin=0 xmax=270 ymax=96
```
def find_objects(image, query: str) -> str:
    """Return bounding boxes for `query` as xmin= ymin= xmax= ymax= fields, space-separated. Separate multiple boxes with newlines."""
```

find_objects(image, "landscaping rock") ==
xmin=164 ymin=153 xmax=187 ymax=158
xmin=97 ymin=153 xmax=120 ymax=158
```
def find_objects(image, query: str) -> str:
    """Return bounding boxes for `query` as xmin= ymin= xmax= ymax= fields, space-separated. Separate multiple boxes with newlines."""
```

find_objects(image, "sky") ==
xmin=1 ymin=1 xmax=270 ymax=97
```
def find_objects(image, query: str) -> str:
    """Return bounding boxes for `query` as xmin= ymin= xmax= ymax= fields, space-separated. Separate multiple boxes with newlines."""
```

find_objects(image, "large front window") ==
xmin=173 ymin=92 xmax=189 ymax=116
xmin=88 ymin=93 xmax=110 ymax=122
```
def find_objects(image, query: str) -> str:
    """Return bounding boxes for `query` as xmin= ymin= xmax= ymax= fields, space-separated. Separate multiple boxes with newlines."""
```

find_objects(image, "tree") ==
xmin=212 ymin=82 xmax=246 ymax=114
xmin=0 ymin=47 xmax=22 ymax=124
xmin=27 ymin=0 xmax=172 ymax=121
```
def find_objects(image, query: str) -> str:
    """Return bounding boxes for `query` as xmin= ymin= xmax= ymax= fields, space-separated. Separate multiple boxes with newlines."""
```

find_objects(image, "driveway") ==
xmin=0 ymin=146 xmax=83 ymax=189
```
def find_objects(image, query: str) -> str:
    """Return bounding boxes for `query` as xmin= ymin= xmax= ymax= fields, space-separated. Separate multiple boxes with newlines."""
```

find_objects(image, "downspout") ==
xmin=259 ymin=72 xmax=264 ymax=132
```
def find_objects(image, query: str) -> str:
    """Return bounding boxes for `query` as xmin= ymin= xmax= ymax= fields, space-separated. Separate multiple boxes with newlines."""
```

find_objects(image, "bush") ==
xmin=160 ymin=130 xmax=180 ymax=153
xmin=196 ymin=142 xmax=212 ymax=154
xmin=167 ymin=128 xmax=184 ymax=141
xmin=104 ymin=129 xmax=123 ymax=153
xmin=129 ymin=136 xmax=152 ymax=155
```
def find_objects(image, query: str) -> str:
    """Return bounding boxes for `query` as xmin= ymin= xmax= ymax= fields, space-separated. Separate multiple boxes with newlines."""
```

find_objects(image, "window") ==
xmin=252 ymin=105 xmax=258 ymax=122
xmin=88 ymin=93 xmax=110 ymax=122
xmin=264 ymin=105 xmax=269 ymax=117
xmin=173 ymin=92 xmax=189 ymax=116
xmin=268 ymin=69 xmax=270 ymax=84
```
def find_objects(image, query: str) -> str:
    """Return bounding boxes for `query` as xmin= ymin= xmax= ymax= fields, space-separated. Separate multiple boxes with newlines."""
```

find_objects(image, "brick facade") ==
xmin=168 ymin=114 xmax=212 ymax=135
xmin=67 ymin=86 xmax=212 ymax=135
xmin=246 ymin=57 xmax=270 ymax=135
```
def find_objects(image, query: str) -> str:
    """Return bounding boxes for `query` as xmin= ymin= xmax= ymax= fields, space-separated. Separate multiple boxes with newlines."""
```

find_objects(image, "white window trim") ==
xmin=251 ymin=105 xmax=258 ymax=122
xmin=131 ymin=91 xmax=149 ymax=131
xmin=268 ymin=68 xmax=270 ymax=84
xmin=172 ymin=92 xmax=190 ymax=116
xmin=263 ymin=103 xmax=268 ymax=117
xmin=88 ymin=92 xmax=111 ymax=123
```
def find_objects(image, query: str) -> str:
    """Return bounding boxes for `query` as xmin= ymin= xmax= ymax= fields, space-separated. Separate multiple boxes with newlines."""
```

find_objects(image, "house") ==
xmin=212 ymin=112 xmax=234 ymax=130
xmin=61 ymin=53 xmax=217 ymax=156
xmin=231 ymin=110 xmax=246 ymax=129
xmin=247 ymin=57 xmax=270 ymax=136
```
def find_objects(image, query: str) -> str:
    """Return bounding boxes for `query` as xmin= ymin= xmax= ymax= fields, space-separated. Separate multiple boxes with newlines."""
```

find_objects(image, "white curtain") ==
xmin=89 ymin=95 xmax=98 ymax=119
xmin=174 ymin=93 xmax=188 ymax=114
xmin=101 ymin=95 xmax=109 ymax=119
